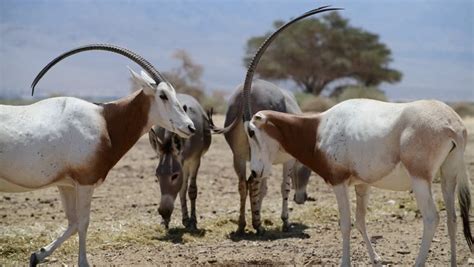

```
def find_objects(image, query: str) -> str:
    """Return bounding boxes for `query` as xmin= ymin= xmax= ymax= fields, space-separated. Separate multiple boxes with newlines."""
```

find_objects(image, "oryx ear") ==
xmin=251 ymin=113 xmax=266 ymax=127
xmin=148 ymin=128 xmax=163 ymax=154
xmin=127 ymin=66 xmax=156 ymax=95
xmin=140 ymin=70 xmax=157 ymax=85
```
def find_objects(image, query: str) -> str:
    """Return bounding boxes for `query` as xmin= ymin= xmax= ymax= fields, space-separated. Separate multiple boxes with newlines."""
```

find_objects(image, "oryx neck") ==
xmin=99 ymin=89 xmax=152 ymax=169
xmin=262 ymin=112 xmax=347 ymax=185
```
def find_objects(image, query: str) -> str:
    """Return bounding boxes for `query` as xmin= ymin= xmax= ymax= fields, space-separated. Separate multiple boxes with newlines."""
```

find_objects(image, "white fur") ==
xmin=0 ymin=97 xmax=104 ymax=191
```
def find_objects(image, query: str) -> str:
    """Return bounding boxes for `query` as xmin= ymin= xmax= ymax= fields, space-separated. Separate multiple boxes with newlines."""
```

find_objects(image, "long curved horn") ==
xmin=31 ymin=44 xmax=167 ymax=96
xmin=211 ymin=5 xmax=343 ymax=134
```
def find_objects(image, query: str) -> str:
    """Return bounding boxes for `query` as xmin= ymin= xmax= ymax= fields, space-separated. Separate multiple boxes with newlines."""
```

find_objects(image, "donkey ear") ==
xmin=172 ymin=134 xmax=183 ymax=152
xmin=128 ymin=66 xmax=156 ymax=95
xmin=148 ymin=128 xmax=163 ymax=154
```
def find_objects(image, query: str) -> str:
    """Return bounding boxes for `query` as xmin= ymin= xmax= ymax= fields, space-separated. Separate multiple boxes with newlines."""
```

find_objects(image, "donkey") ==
xmin=209 ymin=6 xmax=339 ymax=235
xmin=148 ymin=93 xmax=211 ymax=230
xmin=222 ymin=79 xmax=311 ymax=234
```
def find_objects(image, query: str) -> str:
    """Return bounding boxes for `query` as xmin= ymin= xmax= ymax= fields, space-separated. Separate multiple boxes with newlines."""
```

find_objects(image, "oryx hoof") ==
xmin=372 ymin=255 xmax=383 ymax=266
xmin=187 ymin=218 xmax=198 ymax=231
xmin=29 ymin=252 xmax=39 ymax=267
xmin=282 ymin=222 xmax=291 ymax=232
xmin=182 ymin=217 xmax=191 ymax=228
xmin=235 ymin=224 xmax=246 ymax=236
xmin=255 ymin=226 xmax=265 ymax=236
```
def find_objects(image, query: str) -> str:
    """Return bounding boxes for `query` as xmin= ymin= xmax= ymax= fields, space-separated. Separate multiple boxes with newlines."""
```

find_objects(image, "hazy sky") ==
xmin=0 ymin=0 xmax=473 ymax=101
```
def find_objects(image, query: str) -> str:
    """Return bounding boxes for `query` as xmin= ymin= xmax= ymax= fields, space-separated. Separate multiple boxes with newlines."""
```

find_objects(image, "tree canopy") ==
xmin=163 ymin=49 xmax=205 ymax=101
xmin=244 ymin=12 xmax=402 ymax=95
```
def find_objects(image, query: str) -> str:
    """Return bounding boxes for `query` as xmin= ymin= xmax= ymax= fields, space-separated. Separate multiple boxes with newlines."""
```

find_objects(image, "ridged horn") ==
xmin=31 ymin=44 xmax=167 ymax=96
xmin=211 ymin=5 xmax=343 ymax=134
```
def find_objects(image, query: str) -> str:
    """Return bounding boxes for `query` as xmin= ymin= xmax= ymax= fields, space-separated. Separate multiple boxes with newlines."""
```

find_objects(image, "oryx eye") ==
xmin=183 ymin=105 xmax=188 ymax=112
xmin=248 ymin=128 xmax=255 ymax=138
xmin=159 ymin=94 xmax=168 ymax=101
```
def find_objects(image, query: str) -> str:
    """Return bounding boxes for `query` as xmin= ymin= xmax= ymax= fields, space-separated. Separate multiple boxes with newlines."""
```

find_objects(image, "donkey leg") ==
xmin=188 ymin=160 xmax=201 ymax=230
xmin=355 ymin=184 xmax=381 ymax=264
xmin=281 ymin=161 xmax=293 ymax=232
xmin=412 ymin=177 xmax=439 ymax=267
xmin=180 ymin=170 xmax=190 ymax=228
xmin=76 ymin=185 xmax=94 ymax=267
xmin=30 ymin=186 xmax=78 ymax=266
xmin=249 ymin=175 xmax=265 ymax=235
xmin=333 ymin=183 xmax=352 ymax=267
xmin=234 ymin=157 xmax=247 ymax=234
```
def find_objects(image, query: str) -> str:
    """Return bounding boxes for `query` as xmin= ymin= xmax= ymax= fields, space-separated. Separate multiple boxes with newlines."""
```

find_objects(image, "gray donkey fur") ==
xmin=149 ymin=94 xmax=211 ymax=229
xmin=223 ymin=79 xmax=311 ymax=234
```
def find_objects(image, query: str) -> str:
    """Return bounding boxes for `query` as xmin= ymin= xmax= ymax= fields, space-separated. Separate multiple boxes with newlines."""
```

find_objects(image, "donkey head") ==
xmin=148 ymin=127 xmax=185 ymax=228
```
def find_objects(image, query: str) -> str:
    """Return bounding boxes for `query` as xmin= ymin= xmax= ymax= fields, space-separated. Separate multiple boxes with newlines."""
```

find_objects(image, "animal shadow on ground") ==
xmin=229 ymin=222 xmax=310 ymax=242
xmin=153 ymin=227 xmax=206 ymax=244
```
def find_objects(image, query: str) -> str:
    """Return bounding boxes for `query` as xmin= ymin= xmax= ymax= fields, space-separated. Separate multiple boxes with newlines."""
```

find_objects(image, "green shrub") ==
xmin=200 ymin=91 xmax=228 ymax=114
xmin=300 ymin=96 xmax=336 ymax=113
xmin=450 ymin=102 xmax=474 ymax=118
xmin=336 ymin=86 xmax=387 ymax=102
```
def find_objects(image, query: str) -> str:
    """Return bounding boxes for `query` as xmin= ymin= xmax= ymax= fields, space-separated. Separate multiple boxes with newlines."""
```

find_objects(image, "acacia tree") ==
xmin=163 ymin=49 xmax=205 ymax=101
xmin=244 ymin=12 xmax=402 ymax=95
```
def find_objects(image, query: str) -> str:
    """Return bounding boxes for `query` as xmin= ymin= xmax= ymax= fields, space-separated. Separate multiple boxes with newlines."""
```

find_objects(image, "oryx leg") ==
xmin=233 ymin=157 xmax=247 ymax=234
xmin=30 ymin=186 xmax=78 ymax=266
xmin=76 ymin=185 xmax=94 ymax=267
xmin=412 ymin=177 xmax=439 ymax=267
xmin=440 ymin=148 xmax=462 ymax=267
xmin=281 ymin=161 xmax=293 ymax=231
xmin=187 ymin=159 xmax=201 ymax=230
xmin=180 ymin=168 xmax=190 ymax=228
xmin=355 ymin=184 xmax=381 ymax=264
xmin=333 ymin=182 xmax=352 ymax=267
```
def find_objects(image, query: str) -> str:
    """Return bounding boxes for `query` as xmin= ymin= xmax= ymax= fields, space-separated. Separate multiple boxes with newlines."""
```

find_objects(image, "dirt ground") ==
xmin=1 ymin=115 xmax=474 ymax=266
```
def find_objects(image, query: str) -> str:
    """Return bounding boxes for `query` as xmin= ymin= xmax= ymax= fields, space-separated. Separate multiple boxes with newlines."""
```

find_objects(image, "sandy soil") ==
xmin=1 ymin=116 xmax=474 ymax=266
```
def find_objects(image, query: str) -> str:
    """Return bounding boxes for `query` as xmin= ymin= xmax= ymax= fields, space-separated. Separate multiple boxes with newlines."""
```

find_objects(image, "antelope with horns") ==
xmin=148 ymin=92 xmax=211 ymax=230
xmin=241 ymin=9 xmax=473 ymax=267
xmin=0 ymin=44 xmax=195 ymax=267
xmin=209 ymin=6 xmax=340 ymax=235
xmin=220 ymin=79 xmax=311 ymax=234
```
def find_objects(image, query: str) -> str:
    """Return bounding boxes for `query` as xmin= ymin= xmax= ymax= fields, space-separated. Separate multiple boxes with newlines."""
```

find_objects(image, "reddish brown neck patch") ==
xmin=93 ymin=90 xmax=152 ymax=181
xmin=260 ymin=111 xmax=348 ymax=185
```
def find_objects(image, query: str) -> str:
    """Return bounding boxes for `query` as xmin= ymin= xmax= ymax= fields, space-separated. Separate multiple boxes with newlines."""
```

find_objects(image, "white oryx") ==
xmin=238 ymin=7 xmax=473 ymax=267
xmin=0 ymin=44 xmax=195 ymax=266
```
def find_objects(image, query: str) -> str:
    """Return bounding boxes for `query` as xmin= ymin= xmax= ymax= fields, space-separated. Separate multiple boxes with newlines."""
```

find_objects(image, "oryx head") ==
xmin=245 ymin=112 xmax=285 ymax=179
xmin=245 ymin=111 xmax=310 ymax=204
xmin=128 ymin=68 xmax=194 ymax=138
xmin=148 ymin=127 xmax=185 ymax=228
xmin=30 ymin=44 xmax=195 ymax=138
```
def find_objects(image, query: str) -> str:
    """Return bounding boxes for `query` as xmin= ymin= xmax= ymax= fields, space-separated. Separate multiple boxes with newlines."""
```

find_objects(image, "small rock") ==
xmin=397 ymin=250 xmax=410 ymax=255
xmin=387 ymin=200 xmax=396 ymax=205
xmin=370 ymin=235 xmax=383 ymax=243
xmin=468 ymin=257 xmax=474 ymax=264
xmin=131 ymin=204 xmax=137 ymax=208
xmin=3 ymin=196 xmax=11 ymax=201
